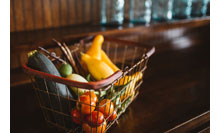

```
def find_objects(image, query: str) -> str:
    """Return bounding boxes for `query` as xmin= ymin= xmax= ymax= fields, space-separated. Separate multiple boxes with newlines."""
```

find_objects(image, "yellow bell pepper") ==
xmin=86 ymin=34 xmax=119 ymax=72
xmin=101 ymin=50 xmax=120 ymax=72
xmin=86 ymin=34 xmax=104 ymax=60
xmin=81 ymin=53 xmax=114 ymax=81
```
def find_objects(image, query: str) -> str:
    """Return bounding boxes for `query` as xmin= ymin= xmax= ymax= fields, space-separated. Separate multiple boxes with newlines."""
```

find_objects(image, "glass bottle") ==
xmin=172 ymin=0 xmax=192 ymax=19
xmin=191 ymin=0 xmax=210 ymax=17
xmin=152 ymin=0 xmax=174 ymax=22
xmin=129 ymin=0 xmax=152 ymax=24
xmin=101 ymin=0 xmax=125 ymax=25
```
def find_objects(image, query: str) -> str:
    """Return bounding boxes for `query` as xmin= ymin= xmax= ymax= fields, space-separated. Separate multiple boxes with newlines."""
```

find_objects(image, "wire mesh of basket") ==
xmin=23 ymin=36 xmax=155 ymax=133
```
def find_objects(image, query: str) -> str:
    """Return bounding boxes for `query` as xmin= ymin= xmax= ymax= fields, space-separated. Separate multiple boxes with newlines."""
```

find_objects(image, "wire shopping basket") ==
xmin=23 ymin=36 xmax=155 ymax=133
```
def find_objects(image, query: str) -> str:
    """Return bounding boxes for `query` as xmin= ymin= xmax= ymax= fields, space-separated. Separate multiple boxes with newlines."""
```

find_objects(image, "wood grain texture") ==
xmin=67 ymin=0 xmax=76 ymax=25
xmin=42 ymin=0 xmax=52 ymax=28
xmin=32 ymin=0 xmax=44 ymax=29
xmin=96 ymin=0 xmax=101 ymax=22
xmin=10 ymin=0 xmax=15 ymax=31
xmin=60 ymin=0 xmax=68 ymax=26
xmin=65 ymin=0 xmax=71 ymax=25
xmin=50 ymin=0 xmax=60 ymax=27
xmin=23 ymin=0 xmax=34 ymax=30
xmin=76 ymin=0 xmax=83 ymax=24
xmin=13 ymin=0 xmax=25 ymax=31
xmin=84 ymin=0 xmax=91 ymax=23
xmin=165 ymin=111 xmax=210 ymax=133
xmin=91 ymin=0 xmax=96 ymax=23
xmin=10 ymin=0 xmax=131 ymax=32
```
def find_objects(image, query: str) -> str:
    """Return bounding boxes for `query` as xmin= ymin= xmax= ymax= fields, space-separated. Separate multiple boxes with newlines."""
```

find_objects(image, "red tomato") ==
xmin=83 ymin=91 xmax=98 ymax=103
xmin=71 ymin=109 xmax=83 ymax=124
xmin=108 ymin=110 xmax=117 ymax=122
xmin=85 ymin=111 xmax=104 ymax=126
xmin=99 ymin=99 xmax=114 ymax=118
xmin=77 ymin=94 xmax=96 ymax=115
xmin=82 ymin=120 xmax=107 ymax=133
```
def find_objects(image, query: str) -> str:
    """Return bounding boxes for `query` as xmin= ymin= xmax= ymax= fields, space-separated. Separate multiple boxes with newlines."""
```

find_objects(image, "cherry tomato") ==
xmin=99 ymin=99 xmax=114 ymax=118
xmin=71 ymin=109 xmax=83 ymax=124
xmin=85 ymin=111 xmax=104 ymax=126
xmin=108 ymin=110 xmax=117 ymax=122
xmin=82 ymin=119 xmax=107 ymax=133
xmin=77 ymin=94 xmax=96 ymax=115
xmin=83 ymin=91 xmax=98 ymax=103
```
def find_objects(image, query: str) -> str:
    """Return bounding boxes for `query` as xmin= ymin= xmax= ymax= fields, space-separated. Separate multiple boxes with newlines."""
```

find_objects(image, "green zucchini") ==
xmin=27 ymin=50 xmax=73 ymax=98
xmin=27 ymin=50 xmax=73 ymax=127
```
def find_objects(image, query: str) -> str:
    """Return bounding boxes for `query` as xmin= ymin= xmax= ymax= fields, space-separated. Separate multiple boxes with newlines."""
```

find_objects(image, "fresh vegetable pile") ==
xmin=26 ymin=35 xmax=144 ymax=133
xmin=71 ymin=91 xmax=116 ymax=133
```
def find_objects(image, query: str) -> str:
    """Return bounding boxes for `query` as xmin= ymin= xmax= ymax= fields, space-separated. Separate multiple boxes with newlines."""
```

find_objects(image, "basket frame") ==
xmin=23 ymin=36 xmax=155 ymax=133
xmin=23 ymin=37 xmax=155 ymax=90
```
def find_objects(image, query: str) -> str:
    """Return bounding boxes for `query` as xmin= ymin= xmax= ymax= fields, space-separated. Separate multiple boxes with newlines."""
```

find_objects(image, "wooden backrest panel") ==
xmin=10 ymin=0 xmax=130 ymax=32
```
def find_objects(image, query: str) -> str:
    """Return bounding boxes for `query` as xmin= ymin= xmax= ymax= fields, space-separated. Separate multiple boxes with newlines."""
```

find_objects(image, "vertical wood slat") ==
xmin=76 ymin=0 xmax=83 ymax=24
xmin=96 ymin=0 xmax=101 ymax=22
xmin=89 ymin=0 xmax=93 ymax=23
xmin=60 ymin=0 xmax=68 ymax=26
xmin=13 ymin=0 xmax=25 ymax=31
xmin=92 ymin=0 xmax=98 ymax=23
xmin=74 ymin=0 xmax=79 ymax=24
xmin=82 ymin=0 xmax=86 ymax=23
xmin=10 ymin=0 xmax=105 ymax=32
xmin=84 ymin=0 xmax=91 ymax=23
xmin=32 ymin=0 xmax=44 ymax=29
xmin=66 ymin=0 xmax=70 ymax=25
xmin=50 ymin=0 xmax=60 ymax=27
xmin=23 ymin=0 xmax=34 ymax=30
xmin=68 ymin=0 xmax=76 ymax=25
xmin=42 ymin=0 xmax=52 ymax=28
xmin=10 ymin=0 xmax=15 ymax=32
xmin=91 ymin=0 xmax=100 ymax=24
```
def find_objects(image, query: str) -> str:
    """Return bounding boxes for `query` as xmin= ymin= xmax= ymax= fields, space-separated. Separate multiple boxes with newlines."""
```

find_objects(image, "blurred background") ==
xmin=10 ymin=0 xmax=210 ymax=32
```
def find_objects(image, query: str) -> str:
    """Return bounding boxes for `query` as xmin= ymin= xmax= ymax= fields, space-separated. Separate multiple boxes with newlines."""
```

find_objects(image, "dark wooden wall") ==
xmin=10 ymin=0 xmax=130 ymax=32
